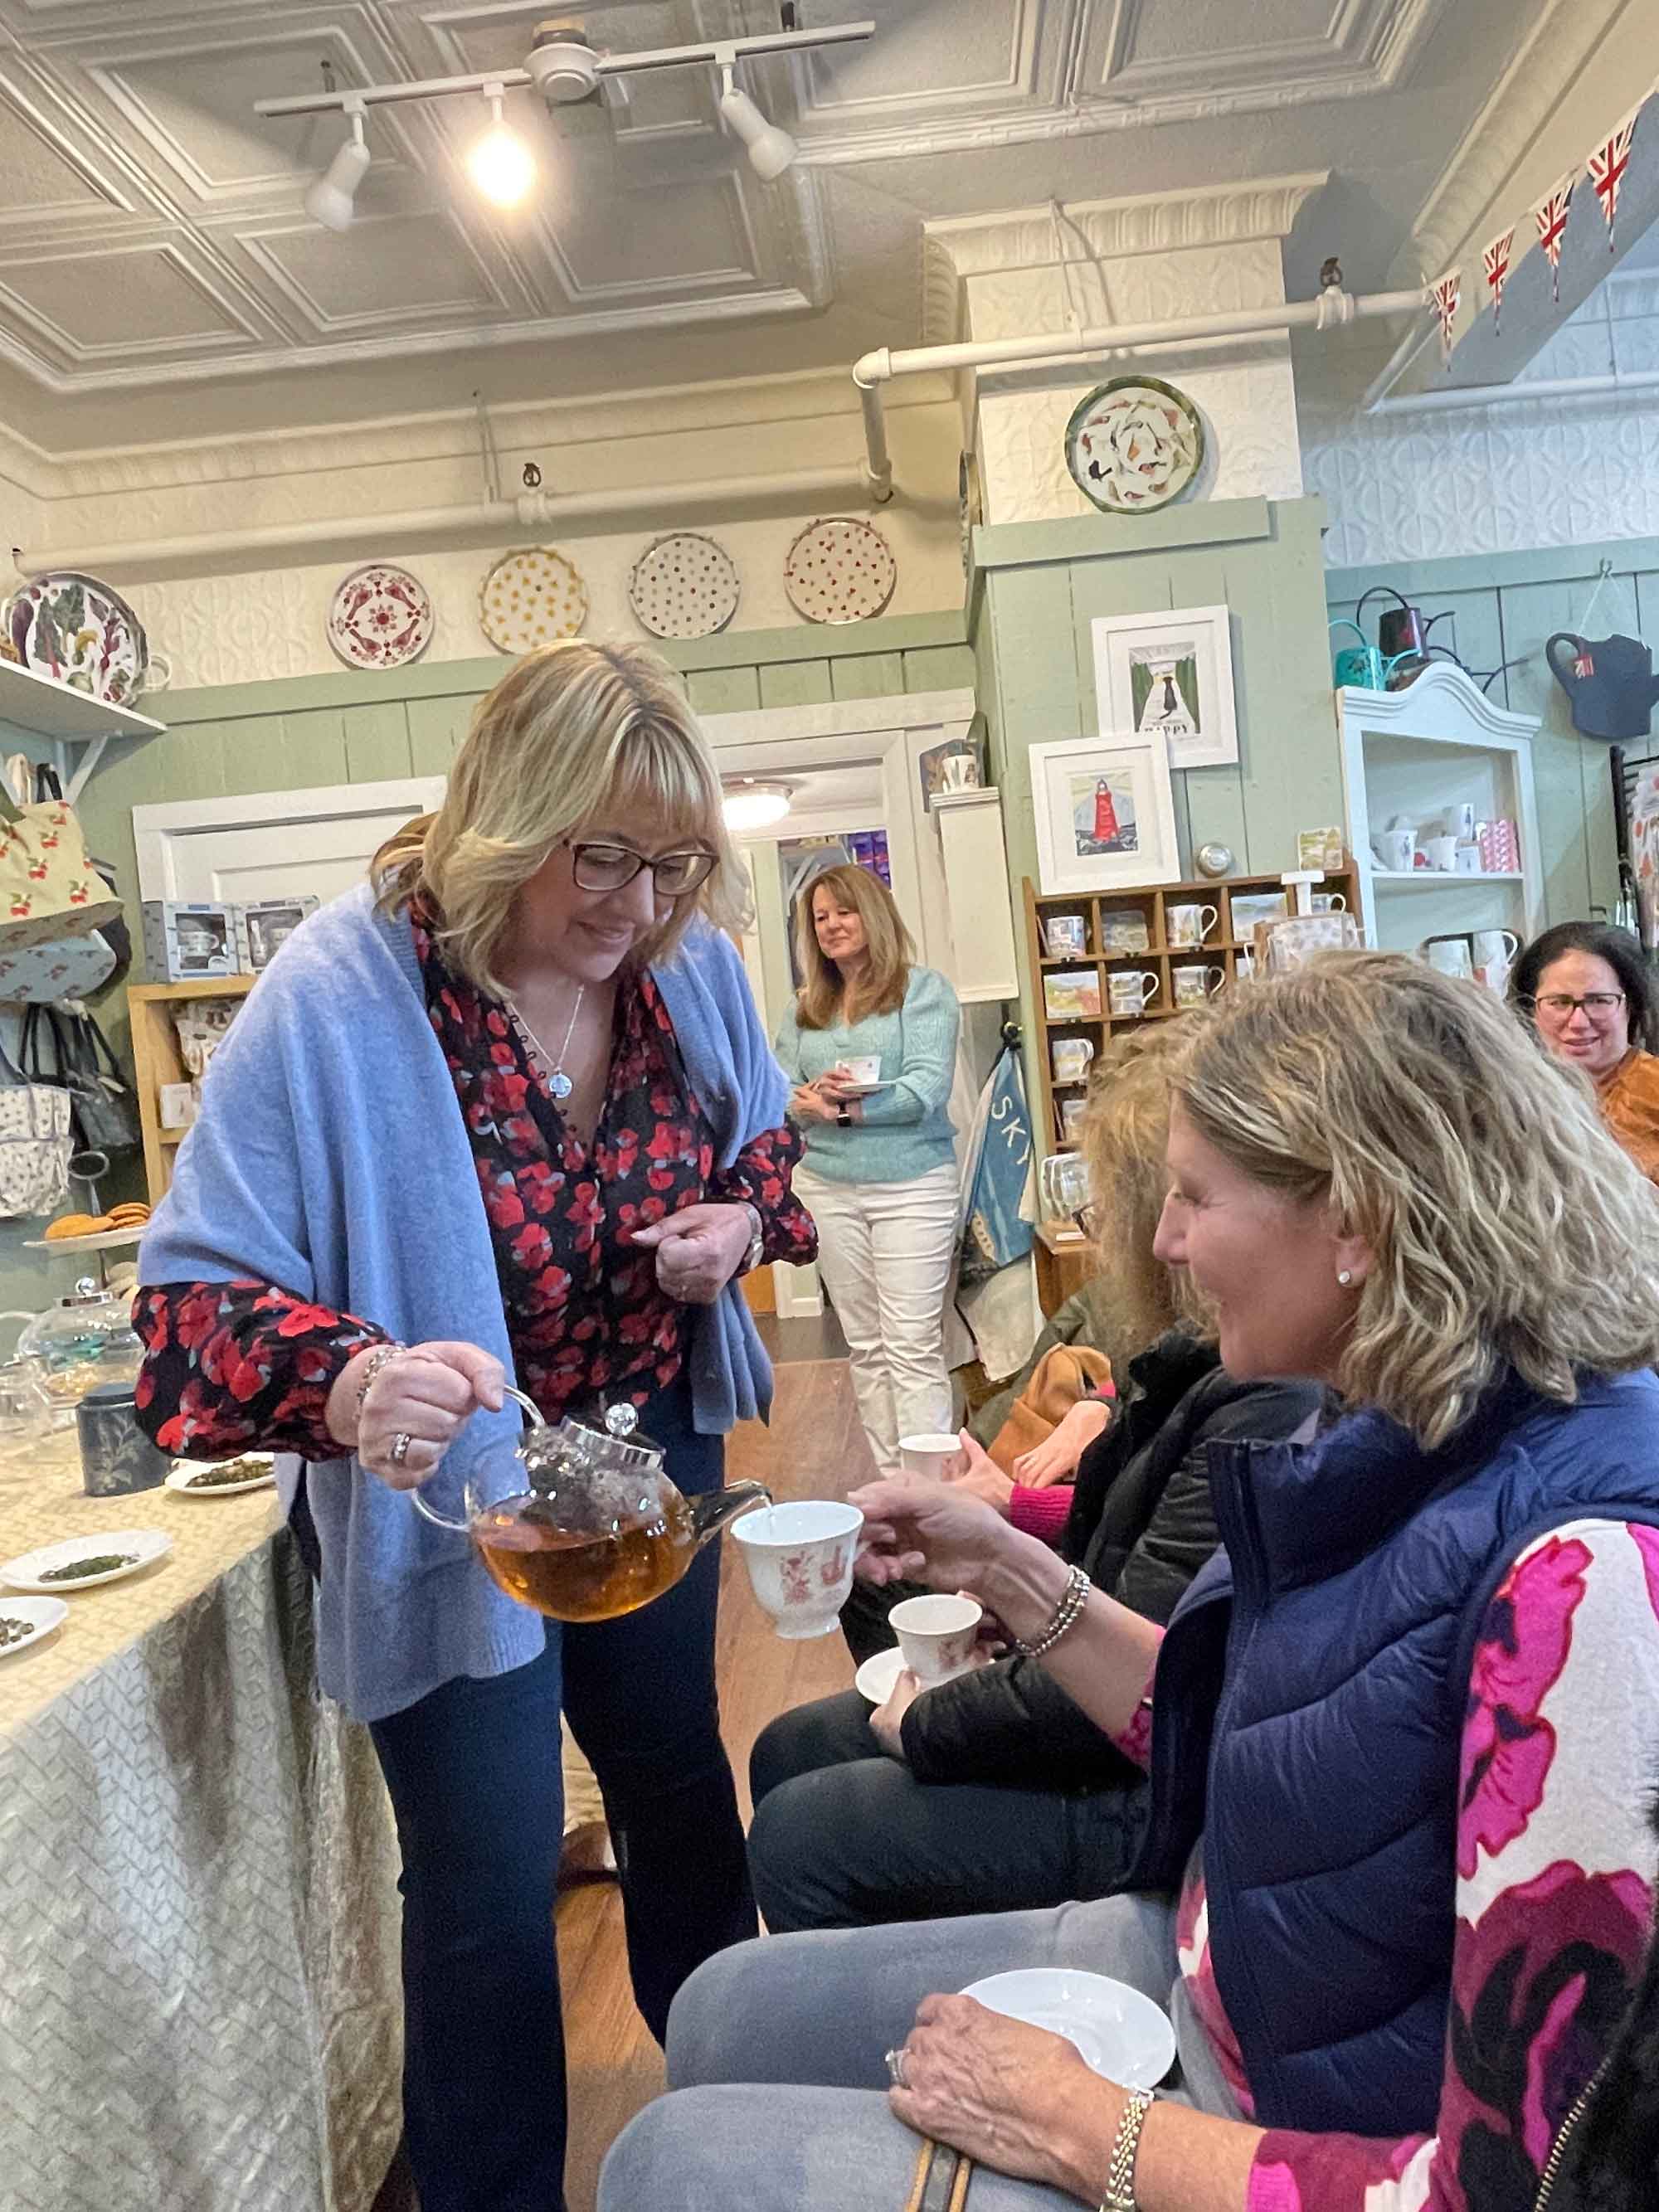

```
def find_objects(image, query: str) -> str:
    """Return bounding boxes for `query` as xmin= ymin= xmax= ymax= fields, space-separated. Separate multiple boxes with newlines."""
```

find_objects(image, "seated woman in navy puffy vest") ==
xmin=601 ymin=951 xmax=1659 ymax=2212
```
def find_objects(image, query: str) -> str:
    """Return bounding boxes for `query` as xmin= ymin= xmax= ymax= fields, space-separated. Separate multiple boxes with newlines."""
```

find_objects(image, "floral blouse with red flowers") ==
xmin=134 ymin=933 xmax=815 ymax=1461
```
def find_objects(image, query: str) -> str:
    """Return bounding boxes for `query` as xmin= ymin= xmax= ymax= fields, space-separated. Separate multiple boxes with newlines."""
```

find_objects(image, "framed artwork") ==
xmin=1092 ymin=604 xmax=1238 ymax=770
xmin=1029 ymin=735 xmax=1180 ymax=896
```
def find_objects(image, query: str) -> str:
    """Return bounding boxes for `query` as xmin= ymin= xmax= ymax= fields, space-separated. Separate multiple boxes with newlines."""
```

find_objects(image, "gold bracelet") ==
xmin=1097 ymin=2085 xmax=1155 ymax=2212
xmin=353 ymin=1341 xmax=408 ymax=1423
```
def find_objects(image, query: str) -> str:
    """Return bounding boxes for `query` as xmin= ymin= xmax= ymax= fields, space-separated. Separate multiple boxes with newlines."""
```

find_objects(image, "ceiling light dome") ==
xmin=722 ymin=780 xmax=794 ymax=832
xmin=528 ymin=19 xmax=602 ymax=105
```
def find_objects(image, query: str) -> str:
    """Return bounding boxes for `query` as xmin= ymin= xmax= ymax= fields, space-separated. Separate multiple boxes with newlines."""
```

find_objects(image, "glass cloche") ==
xmin=15 ymin=1279 xmax=144 ymax=1422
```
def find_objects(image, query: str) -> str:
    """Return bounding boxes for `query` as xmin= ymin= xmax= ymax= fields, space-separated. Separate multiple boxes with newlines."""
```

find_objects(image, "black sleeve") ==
xmin=900 ymin=1649 xmax=1143 ymax=1792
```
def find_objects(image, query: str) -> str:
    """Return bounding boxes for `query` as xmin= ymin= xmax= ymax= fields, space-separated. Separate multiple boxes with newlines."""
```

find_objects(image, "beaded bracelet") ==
xmin=354 ymin=1341 xmax=408 ymax=1422
xmin=1097 ymin=2085 xmax=1155 ymax=2211
xmin=1012 ymin=1561 xmax=1091 ymax=1659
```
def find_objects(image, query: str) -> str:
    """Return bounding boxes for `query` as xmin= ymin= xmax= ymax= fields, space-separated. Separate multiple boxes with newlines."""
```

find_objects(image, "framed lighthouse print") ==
xmin=1092 ymin=605 xmax=1238 ymax=770
xmin=1030 ymin=734 xmax=1180 ymax=895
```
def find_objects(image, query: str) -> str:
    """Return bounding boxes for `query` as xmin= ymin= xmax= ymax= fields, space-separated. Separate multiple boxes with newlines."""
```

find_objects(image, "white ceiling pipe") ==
xmin=1367 ymin=367 xmax=1659 ymax=416
xmin=852 ymin=284 xmax=1430 ymax=494
xmin=12 ymin=466 xmax=867 ymax=579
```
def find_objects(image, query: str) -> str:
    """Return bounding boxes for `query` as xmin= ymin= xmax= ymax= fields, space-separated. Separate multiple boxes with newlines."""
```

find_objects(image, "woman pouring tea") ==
xmin=134 ymin=639 xmax=815 ymax=2212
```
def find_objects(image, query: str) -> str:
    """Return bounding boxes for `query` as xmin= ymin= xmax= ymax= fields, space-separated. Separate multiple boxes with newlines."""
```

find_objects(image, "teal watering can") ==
xmin=1329 ymin=620 xmax=1418 ymax=691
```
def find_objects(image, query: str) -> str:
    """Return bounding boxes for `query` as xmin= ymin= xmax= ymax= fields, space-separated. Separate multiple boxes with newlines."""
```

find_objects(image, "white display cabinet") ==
xmin=1339 ymin=664 xmax=1542 ymax=955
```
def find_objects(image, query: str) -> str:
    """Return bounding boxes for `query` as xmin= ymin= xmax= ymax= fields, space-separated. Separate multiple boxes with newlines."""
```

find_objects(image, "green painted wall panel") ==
xmin=759 ymin=660 xmax=834 ymax=707
xmin=344 ymin=700 xmax=415 ymax=783
xmin=830 ymin=654 xmax=901 ymax=702
xmin=407 ymin=692 xmax=481 ymax=777
xmin=902 ymin=644 xmax=976 ymax=693
xmin=686 ymin=667 xmax=761 ymax=716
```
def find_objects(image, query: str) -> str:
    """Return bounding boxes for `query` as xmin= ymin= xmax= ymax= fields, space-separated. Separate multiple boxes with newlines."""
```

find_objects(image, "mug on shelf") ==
xmin=1166 ymin=902 xmax=1219 ymax=948
xmin=1422 ymin=934 xmax=1475 ymax=980
xmin=941 ymin=752 xmax=981 ymax=793
xmin=1044 ymin=913 xmax=1088 ymax=958
xmin=1051 ymin=1036 xmax=1096 ymax=1085
xmin=1173 ymin=965 xmax=1225 ymax=1009
xmin=1059 ymin=1096 xmax=1087 ymax=1143
xmin=1454 ymin=844 xmax=1482 ymax=874
xmin=1422 ymin=834 xmax=1459 ymax=872
xmin=1310 ymin=893 xmax=1347 ymax=915
xmin=1107 ymin=970 xmax=1160 ymax=1017
xmin=1372 ymin=828 xmax=1416 ymax=874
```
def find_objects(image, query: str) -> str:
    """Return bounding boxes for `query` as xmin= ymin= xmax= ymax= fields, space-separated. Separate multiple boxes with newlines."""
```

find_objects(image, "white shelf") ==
xmin=1372 ymin=869 xmax=1525 ymax=887
xmin=0 ymin=661 xmax=164 ymax=743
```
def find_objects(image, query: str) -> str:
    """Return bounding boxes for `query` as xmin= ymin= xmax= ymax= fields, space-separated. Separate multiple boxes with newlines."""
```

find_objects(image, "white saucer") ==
xmin=0 ymin=1595 xmax=68 ymax=1658
xmin=958 ymin=1968 xmax=1175 ymax=2089
xmin=854 ymin=1646 xmax=906 ymax=1704
xmin=1 ymin=1529 xmax=173 ymax=1592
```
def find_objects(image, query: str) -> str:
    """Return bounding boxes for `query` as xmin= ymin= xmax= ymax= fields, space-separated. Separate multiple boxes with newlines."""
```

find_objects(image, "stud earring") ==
xmin=1337 ymin=1269 xmax=1354 ymax=1286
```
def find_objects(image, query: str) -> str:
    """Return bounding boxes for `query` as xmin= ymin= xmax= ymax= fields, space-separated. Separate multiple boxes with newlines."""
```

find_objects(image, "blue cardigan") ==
xmin=140 ymin=884 xmax=786 ymax=1723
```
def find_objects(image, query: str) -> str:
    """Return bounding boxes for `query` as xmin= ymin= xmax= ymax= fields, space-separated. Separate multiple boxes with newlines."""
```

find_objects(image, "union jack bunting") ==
xmin=1588 ymin=115 xmax=1637 ymax=246
xmin=1534 ymin=177 xmax=1574 ymax=302
xmin=1431 ymin=270 xmax=1462 ymax=362
xmin=1481 ymin=227 xmax=1515 ymax=330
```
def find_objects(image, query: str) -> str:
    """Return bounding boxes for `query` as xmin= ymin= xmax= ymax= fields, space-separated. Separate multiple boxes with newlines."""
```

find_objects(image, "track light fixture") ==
xmin=718 ymin=61 xmax=797 ymax=182
xmin=466 ymin=83 xmax=536 ymax=207
xmin=304 ymin=98 xmax=370 ymax=232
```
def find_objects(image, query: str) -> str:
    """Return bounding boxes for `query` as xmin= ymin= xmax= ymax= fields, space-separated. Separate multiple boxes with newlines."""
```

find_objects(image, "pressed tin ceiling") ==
xmin=0 ymin=0 xmax=1557 ymax=445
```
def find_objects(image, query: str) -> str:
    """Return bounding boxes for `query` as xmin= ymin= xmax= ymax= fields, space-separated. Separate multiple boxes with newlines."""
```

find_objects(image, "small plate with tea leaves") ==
xmin=166 ymin=1455 xmax=276 ymax=1498
xmin=1 ymin=1529 xmax=172 ymax=1592
xmin=0 ymin=1596 xmax=68 ymax=1658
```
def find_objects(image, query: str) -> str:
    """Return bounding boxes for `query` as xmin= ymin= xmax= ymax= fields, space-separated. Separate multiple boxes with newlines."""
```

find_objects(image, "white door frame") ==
xmin=132 ymin=776 xmax=447 ymax=899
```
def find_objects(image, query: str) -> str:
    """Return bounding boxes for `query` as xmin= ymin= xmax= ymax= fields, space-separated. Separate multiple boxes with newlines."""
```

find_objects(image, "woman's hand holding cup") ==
xmin=849 ymin=1476 xmax=1010 ymax=1595
xmin=328 ymin=1340 xmax=507 ymax=1487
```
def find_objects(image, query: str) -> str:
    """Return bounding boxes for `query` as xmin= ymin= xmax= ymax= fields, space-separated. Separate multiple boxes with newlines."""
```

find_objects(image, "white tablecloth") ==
xmin=0 ymin=1446 xmax=403 ymax=2212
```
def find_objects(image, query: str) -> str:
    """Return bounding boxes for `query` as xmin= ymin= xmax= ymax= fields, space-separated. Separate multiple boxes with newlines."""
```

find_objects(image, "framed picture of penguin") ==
xmin=1092 ymin=603 xmax=1238 ymax=770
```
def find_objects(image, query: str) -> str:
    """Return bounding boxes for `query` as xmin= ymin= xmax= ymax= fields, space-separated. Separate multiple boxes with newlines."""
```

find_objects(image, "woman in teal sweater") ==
xmin=775 ymin=863 xmax=962 ymax=1475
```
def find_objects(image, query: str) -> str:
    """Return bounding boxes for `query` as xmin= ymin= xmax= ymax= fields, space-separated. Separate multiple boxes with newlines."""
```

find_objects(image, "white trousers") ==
xmin=795 ymin=1162 xmax=959 ymax=1477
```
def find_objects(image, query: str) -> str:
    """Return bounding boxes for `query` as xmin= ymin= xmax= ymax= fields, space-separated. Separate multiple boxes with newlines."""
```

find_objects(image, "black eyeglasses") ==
xmin=565 ymin=840 xmax=716 ymax=898
xmin=1523 ymin=991 xmax=1627 ymax=1022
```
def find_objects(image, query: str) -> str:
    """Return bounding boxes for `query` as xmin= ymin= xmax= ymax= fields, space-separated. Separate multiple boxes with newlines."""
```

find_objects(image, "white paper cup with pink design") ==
xmin=732 ymin=1500 xmax=864 ymax=1640
xmin=890 ymin=1592 xmax=984 ymax=1685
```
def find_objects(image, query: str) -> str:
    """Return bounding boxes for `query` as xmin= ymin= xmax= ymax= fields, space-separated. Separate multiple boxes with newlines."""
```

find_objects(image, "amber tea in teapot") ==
xmin=411 ymin=1391 xmax=769 ymax=1623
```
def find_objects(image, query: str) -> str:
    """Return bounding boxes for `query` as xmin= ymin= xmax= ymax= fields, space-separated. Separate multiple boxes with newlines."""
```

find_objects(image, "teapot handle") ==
xmin=408 ymin=1381 xmax=545 ymax=1531
xmin=1546 ymin=632 xmax=1585 ymax=686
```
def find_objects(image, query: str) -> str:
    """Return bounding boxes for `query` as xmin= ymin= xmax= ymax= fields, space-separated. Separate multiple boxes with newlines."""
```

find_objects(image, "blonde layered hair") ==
xmin=1173 ymin=950 xmax=1659 ymax=1447
xmin=792 ymin=863 xmax=913 ymax=1028
xmin=1078 ymin=1026 xmax=1209 ymax=1372
xmin=374 ymin=639 xmax=748 ymax=993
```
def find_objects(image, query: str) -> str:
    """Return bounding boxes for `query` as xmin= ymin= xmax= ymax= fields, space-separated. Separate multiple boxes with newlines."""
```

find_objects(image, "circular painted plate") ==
xmin=479 ymin=547 xmax=589 ymax=654
xmin=782 ymin=518 xmax=898 ymax=626
xmin=627 ymin=532 xmax=742 ymax=639
xmin=3 ymin=571 xmax=149 ymax=703
xmin=1064 ymin=377 xmax=1204 ymax=514
xmin=327 ymin=562 xmax=435 ymax=670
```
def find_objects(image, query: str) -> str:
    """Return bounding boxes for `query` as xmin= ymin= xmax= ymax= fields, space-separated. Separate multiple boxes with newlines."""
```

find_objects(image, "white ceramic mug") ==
xmin=1173 ymin=965 xmax=1224 ymax=1008
xmin=836 ymin=1054 xmax=881 ymax=1087
xmin=1167 ymin=902 xmax=1219 ymax=948
xmin=1108 ymin=970 xmax=1160 ymax=1016
xmin=1372 ymin=828 xmax=1416 ymax=873
xmin=1051 ymin=1037 xmax=1095 ymax=1085
xmin=1310 ymin=893 xmax=1347 ymax=914
xmin=1423 ymin=834 xmax=1459 ymax=872
xmin=899 ymin=1431 xmax=962 ymax=1482
xmin=1423 ymin=936 xmax=1475 ymax=980
xmin=890 ymin=1592 xmax=984 ymax=1685
xmin=941 ymin=753 xmax=981 ymax=793
xmin=1045 ymin=914 xmax=1088 ymax=957
xmin=732 ymin=1501 xmax=864 ymax=1640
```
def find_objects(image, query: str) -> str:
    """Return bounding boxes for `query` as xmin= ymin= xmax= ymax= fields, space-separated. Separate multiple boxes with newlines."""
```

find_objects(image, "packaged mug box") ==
xmin=142 ymin=901 xmax=249 ymax=983
xmin=1043 ymin=968 xmax=1102 ymax=1020
xmin=158 ymin=1081 xmax=197 ymax=1132
xmin=242 ymin=897 xmax=319 ymax=972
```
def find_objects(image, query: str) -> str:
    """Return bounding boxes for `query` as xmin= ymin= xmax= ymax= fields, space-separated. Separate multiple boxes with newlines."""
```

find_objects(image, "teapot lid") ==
xmin=527 ymin=1398 xmax=666 ymax=1479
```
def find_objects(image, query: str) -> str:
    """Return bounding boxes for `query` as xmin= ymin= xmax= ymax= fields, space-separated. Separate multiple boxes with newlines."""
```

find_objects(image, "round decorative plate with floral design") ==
xmin=327 ymin=562 xmax=435 ymax=670
xmin=3 ymin=571 xmax=149 ymax=703
xmin=478 ymin=547 xmax=589 ymax=654
xmin=1064 ymin=377 xmax=1204 ymax=513
xmin=627 ymin=532 xmax=742 ymax=639
xmin=782 ymin=518 xmax=898 ymax=625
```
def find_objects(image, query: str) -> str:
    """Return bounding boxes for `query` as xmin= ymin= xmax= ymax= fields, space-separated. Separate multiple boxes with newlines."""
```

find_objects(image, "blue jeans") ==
xmin=368 ymin=1378 xmax=755 ymax=2212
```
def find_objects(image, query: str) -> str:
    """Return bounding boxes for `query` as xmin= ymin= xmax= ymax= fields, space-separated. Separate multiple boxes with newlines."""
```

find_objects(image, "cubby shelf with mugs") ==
xmin=1024 ymin=868 xmax=1360 ymax=1151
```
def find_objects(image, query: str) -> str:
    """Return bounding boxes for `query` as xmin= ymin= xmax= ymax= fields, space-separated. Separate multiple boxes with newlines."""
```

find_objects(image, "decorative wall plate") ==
xmin=1065 ymin=377 xmax=1204 ymax=514
xmin=327 ymin=562 xmax=435 ymax=670
xmin=782 ymin=518 xmax=898 ymax=625
xmin=479 ymin=547 xmax=589 ymax=654
xmin=3 ymin=571 xmax=148 ymax=703
xmin=627 ymin=532 xmax=741 ymax=639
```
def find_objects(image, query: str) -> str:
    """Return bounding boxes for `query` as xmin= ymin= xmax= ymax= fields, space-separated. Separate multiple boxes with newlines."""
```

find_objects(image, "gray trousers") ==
xmin=597 ymin=1893 xmax=1240 ymax=2211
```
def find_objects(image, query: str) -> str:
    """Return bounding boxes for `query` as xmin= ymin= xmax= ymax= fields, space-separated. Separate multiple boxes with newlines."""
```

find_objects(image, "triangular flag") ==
xmin=1431 ymin=270 xmax=1462 ymax=362
xmin=1588 ymin=111 xmax=1639 ymax=246
xmin=1481 ymin=226 xmax=1515 ymax=331
xmin=1534 ymin=175 xmax=1574 ymax=303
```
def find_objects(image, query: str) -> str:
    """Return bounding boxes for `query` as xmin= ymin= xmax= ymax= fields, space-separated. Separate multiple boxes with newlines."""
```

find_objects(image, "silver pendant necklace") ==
xmin=507 ymin=985 xmax=585 ymax=1101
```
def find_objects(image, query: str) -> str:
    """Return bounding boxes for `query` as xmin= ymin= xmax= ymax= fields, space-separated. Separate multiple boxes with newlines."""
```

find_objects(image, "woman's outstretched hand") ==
xmin=849 ymin=1476 xmax=1013 ymax=1595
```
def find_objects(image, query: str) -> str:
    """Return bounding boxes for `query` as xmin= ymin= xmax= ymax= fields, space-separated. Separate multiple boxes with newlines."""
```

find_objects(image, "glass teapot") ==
xmin=411 ymin=1389 xmax=771 ymax=1623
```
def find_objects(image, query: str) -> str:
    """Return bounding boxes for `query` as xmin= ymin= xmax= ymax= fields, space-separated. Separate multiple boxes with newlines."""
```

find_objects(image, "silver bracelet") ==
xmin=354 ymin=1341 xmax=408 ymax=1422
xmin=1098 ymin=2085 xmax=1155 ymax=2212
xmin=1013 ymin=1562 xmax=1091 ymax=1659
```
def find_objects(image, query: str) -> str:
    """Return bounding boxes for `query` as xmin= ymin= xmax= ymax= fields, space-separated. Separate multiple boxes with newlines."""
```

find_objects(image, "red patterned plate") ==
xmin=328 ymin=563 xmax=435 ymax=670
xmin=782 ymin=518 xmax=898 ymax=626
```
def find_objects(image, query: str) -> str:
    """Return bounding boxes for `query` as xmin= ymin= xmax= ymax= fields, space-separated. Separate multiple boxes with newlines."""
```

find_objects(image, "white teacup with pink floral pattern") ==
xmin=890 ymin=1592 xmax=984 ymax=1685
xmin=732 ymin=1500 xmax=864 ymax=1640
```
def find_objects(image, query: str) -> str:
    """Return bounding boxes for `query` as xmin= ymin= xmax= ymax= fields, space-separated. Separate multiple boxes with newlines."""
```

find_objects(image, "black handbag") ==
xmin=21 ymin=1002 xmax=143 ymax=1154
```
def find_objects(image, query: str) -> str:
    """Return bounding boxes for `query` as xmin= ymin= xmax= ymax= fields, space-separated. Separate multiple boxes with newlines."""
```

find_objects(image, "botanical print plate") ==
xmin=782 ymin=518 xmax=898 ymax=625
xmin=1065 ymin=377 xmax=1204 ymax=514
xmin=327 ymin=563 xmax=435 ymax=670
xmin=3 ymin=571 xmax=149 ymax=703
xmin=0 ymin=1595 xmax=68 ymax=1660
xmin=479 ymin=547 xmax=589 ymax=654
xmin=627 ymin=532 xmax=741 ymax=639
xmin=1 ymin=1528 xmax=173 ymax=1592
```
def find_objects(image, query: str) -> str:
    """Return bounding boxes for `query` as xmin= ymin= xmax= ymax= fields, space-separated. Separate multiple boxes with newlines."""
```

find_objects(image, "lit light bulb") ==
xmin=467 ymin=90 xmax=535 ymax=207
xmin=722 ymin=783 xmax=793 ymax=832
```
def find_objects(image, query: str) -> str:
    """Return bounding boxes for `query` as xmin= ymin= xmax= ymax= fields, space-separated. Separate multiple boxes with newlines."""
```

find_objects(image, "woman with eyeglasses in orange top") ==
xmin=1511 ymin=921 xmax=1659 ymax=1183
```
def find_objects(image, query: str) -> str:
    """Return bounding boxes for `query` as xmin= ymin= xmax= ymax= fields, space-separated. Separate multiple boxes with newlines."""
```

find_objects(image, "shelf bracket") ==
xmin=61 ymin=732 xmax=110 ymax=806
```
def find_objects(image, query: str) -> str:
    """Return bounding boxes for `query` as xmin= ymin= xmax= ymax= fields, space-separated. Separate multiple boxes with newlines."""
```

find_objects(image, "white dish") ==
xmin=959 ymin=1968 xmax=1175 ymax=2089
xmin=1 ymin=1528 xmax=173 ymax=1593
xmin=0 ymin=1595 xmax=68 ymax=1658
xmin=855 ymin=1646 xmax=906 ymax=1704
xmin=165 ymin=1457 xmax=276 ymax=1499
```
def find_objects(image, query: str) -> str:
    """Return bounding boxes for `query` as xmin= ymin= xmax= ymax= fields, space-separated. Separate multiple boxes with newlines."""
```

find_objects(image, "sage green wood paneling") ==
xmin=760 ymin=660 xmax=834 ymax=707
xmin=686 ymin=667 xmax=761 ymax=716
xmin=407 ymin=691 xmax=481 ymax=777
xmin=344 ymin=700 xmax=415 ymax=782
xmin=830 ymin=654 xmax=901 ymax=702
xmin=902 ymin=644 xmax=976 ymax=693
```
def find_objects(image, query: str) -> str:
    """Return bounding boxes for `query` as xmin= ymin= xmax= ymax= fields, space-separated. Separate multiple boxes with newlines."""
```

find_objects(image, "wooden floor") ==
xmin=375 ymin=1348 xmax=874 ymax=2212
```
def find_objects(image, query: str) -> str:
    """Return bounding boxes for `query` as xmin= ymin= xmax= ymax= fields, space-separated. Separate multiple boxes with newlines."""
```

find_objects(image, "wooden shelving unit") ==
xmin=128 ymin=975 xmax=256 ymax=1204
xmin=1024 ymin=865 xmax=1360 ymax=1151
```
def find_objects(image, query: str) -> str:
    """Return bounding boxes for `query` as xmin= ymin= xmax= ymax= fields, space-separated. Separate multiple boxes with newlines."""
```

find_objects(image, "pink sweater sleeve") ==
xmin=1008 ymin=1483 xmax=1074 ymax=1544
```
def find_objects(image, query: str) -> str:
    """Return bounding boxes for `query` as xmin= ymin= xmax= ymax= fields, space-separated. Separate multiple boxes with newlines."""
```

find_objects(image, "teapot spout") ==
xmin=690 ymin=1480 xmax=772 ymax=1549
